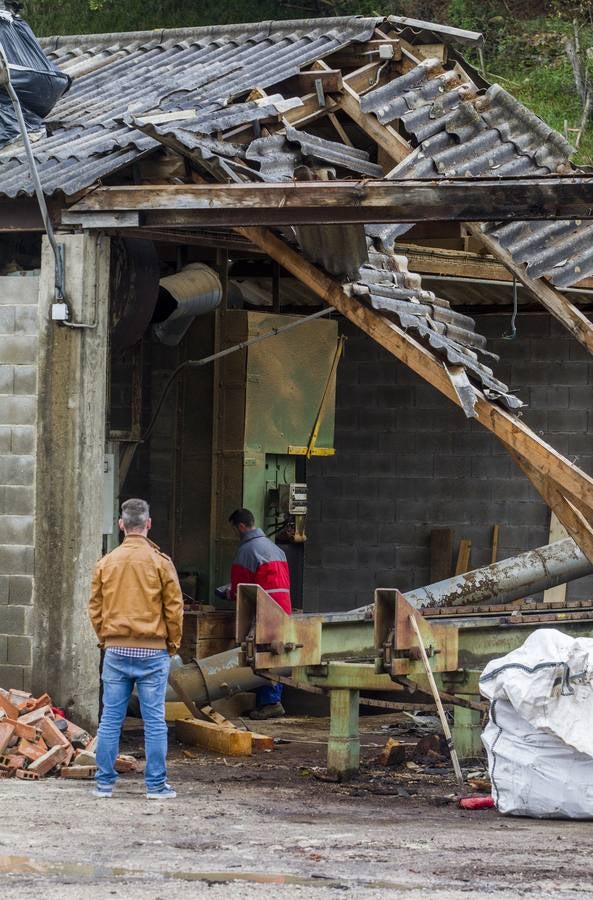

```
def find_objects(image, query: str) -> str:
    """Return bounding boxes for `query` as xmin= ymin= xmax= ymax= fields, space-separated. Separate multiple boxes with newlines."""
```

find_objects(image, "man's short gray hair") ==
xmin=121 ymin=498 xmax=150 ymax=531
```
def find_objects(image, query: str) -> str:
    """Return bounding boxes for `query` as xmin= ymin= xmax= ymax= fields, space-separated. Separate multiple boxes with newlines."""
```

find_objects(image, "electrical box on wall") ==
xmin=103 ymin=454 xmax=115 ymax=534
xmin=278 ymin=482 xmax=308 ymax=516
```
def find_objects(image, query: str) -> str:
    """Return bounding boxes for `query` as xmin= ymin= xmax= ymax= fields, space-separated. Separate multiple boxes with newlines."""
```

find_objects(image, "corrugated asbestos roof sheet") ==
xmin=0 ymin=16 xmax=380 ymax=197
xmin=0 ymin=14 xmax=527 ymax=411
xmin=361 ymin=65 xmax=590 ymax=290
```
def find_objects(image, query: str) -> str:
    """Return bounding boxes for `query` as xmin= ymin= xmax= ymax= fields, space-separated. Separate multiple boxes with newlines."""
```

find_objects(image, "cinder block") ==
xmin=13 ymin=367 xmax=36 ymax=396
xmin=0 ymin=664 xmax=24 ymax=691
xmin=0 ymin=455 xmax=34 ymax=485
xmin=9 ymin=576 xmax=33 ymax=606
xmin=357 ymin=496 xmax=396 ymax=523
xmin=547 ymin=409 xmax=588 ymax=434
xmin=10 ymin=427 xmax=35 ymax=455
xmin=0 ymin=308 xmax=15 ymax=335
xmin=0 ymin=277 xmax=39 ymax=306
xmin=471 ymin=456 xmax=511 ymax=480
xmin=531 ymin=386 xmax=570 ymax=409
xmin=0 ymin=396 xmax=36 ymax=426
xmin=0 ymin=544 xmax=33 ymax=575
xmin=392 ymin=453 xmax=432 ymax=478
xmin=14 ymin=307 xmax=38 ymax=335
xmin=568 ymin=386 xmax=593 ymax=409
xmin=2 ymin=486 xmax=34 ymax=516
xmin=0 ymin=634 xmax=6 ymax=663
xmin=0 ymin=576 xmax=8 ymax=606
xmin=0 ymin=366 xmax=13 ymax=395
xmin=0 ymin=335 xmax=37 ymax=365
xmin=6 ymin=635 xmax=31 ymax=667
xmin=0 ymin=605 xmax=28 ymax=635
xmin=0 ymin=516 xmax=34 ymax=546
xmin=434 ymin=456 xmax=471 ymax=478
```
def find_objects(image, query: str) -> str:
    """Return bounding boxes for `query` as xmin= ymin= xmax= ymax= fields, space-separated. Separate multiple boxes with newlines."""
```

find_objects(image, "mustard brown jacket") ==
xmin=89 ymin=534 xmax=183 ymax=653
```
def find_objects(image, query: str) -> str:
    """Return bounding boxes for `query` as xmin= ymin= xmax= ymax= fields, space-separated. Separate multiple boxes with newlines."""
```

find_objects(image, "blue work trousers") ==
xmin=96 ymin=650 xmax=170 ymax=792
xmin=256 ymin=682 xmax=283 ymax=706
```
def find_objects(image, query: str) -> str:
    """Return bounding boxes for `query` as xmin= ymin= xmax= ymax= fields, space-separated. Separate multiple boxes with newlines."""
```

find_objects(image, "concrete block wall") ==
xmin=0 ymin=275 xmax=38 ymax=689
xmin=304 ymin=314 xmax=593 ymax=612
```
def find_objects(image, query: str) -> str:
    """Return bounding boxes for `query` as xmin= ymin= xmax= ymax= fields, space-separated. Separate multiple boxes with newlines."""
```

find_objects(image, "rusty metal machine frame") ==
xmin=235 ymin=583 xmax=593 ymax=777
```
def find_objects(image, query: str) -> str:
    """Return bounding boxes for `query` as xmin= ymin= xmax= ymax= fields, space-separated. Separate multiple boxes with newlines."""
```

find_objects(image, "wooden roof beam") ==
xmin=62 ymin=178 xmax=593 ymax=229
xmin=233 ymin=221 xmax=593 ymax=528
xmin=465 ymin=223 xmax=593 ymax=355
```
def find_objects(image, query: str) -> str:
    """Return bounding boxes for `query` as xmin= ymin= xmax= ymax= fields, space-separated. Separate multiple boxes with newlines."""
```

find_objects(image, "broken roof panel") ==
xmin=0 ymin=16 xmax=380 ymax=198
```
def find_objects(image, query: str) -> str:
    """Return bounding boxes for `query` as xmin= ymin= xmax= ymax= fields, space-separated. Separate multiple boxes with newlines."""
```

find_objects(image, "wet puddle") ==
xmin=0 ymin=854 xmax=412 ymax=890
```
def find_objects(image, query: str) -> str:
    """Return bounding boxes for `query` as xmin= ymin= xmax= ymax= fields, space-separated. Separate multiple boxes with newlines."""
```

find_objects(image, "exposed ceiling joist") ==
xmin=62 ymin=177 xmax=593 ymax=230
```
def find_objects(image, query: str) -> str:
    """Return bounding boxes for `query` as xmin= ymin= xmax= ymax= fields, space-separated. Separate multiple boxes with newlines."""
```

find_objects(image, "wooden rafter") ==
xmin=62 ymin=177 xmax=593 ymax=229
xmin=506 ymin=446 xmax=593 ymax=565
xmin=465 ymin=223 xmax=593 ymax=354
xmin=232 ymin=222 xmax=593 ymax=534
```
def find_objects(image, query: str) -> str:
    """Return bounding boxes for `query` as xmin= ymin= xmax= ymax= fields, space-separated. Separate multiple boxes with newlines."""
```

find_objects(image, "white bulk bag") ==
xmin=480 ymin=628 xmax=593 ymax=818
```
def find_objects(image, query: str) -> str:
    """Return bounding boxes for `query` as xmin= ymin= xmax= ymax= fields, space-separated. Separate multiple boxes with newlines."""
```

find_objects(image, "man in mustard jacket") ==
xmin=89 ymin=498 xmax=183 ymax=799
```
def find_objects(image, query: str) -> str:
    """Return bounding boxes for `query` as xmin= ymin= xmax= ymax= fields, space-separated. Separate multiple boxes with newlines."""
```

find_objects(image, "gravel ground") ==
xmin=1 ymin=715 xmax=593 ymax=899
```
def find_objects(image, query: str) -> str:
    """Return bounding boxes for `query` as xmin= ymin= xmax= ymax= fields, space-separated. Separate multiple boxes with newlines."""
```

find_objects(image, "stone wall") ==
xmin=0 ymin=274 xmax=38 ymax=689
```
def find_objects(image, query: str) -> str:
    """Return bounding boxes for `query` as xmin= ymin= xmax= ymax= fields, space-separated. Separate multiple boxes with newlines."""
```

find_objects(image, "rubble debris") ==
xmin=377 ymin=738 xmax=406 ymax=767
xmin=0 ymin=687 xmax=134 ymax=781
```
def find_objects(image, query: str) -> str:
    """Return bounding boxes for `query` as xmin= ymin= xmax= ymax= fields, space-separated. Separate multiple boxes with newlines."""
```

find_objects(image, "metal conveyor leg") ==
xmin=327 ymin=688 xmax=360 ymax=778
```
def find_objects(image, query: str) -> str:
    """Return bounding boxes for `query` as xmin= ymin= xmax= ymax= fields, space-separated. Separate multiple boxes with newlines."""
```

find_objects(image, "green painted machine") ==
xmin=209 ymin=310 xmax=340 ymax=598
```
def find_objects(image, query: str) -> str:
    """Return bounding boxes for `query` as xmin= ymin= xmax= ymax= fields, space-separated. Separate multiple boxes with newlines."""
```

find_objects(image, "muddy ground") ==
xmin=1 ymin=713 xmax=592 ymax=899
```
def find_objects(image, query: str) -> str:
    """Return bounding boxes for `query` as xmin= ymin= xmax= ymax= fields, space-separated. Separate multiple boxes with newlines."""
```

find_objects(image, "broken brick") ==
xmin=60 ymin=765 xmax=97 ymax=780
xmin=39 ymin=716 xmax=71 ymax=750
xmin=0 ymin=754 xmax=25 ymax=770
xmin=28 ymin=693 xmax=52 ymax=712
xmin=0 ymin=721 xmax=15 ymax=755
xmin=18 ymin=706 xmax=53 ymax=725
xmin=17 ymin=738 xmax=47 ymax=762
xmin=16 ymin=769 xmax=39 ymax=780
xmin=0 ymin=693 xmax=19 ymax=720
xmin=28 ymin=744 xmax=68 ymax=777
xmin=14 ymin=720 xmax=40 ymax=743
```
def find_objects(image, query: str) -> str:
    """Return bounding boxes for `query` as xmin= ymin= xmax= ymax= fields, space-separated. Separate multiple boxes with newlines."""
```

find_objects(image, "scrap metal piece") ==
xmin=445 ymin=363 xmax=477 ymax=418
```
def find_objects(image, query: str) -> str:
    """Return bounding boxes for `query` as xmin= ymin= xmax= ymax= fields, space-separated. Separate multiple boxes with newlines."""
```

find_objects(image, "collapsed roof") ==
xmin=0 ymin=12 xmax=585 ymax=413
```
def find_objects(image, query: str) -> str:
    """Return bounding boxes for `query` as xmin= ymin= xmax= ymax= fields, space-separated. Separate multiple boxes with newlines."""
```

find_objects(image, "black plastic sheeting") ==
xmin=0 ymin=12 xmax=71 ymax=146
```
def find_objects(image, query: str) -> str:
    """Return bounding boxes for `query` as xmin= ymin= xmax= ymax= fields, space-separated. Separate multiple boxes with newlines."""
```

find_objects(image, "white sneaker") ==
xmin=92 ymin=787 xmax=113 ymax=798
xmin=146 ymin=783 xmax=176 ymax=799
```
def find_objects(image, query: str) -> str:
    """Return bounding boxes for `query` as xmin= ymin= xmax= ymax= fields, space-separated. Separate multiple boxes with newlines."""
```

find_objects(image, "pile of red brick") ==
xmin=0 ymin=687 xmax=135 ymax=781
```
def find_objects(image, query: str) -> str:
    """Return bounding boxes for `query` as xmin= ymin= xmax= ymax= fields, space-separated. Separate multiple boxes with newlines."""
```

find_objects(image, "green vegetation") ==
xmin=14 ymin=0 xmax=593 ymax=164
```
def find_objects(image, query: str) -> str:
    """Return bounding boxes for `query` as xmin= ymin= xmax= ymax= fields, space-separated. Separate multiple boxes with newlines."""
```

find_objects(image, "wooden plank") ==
xmin=175 ymin=717 xmax=252 ymax=756
xmin=490 ymin=524 xmax=500 ymax=565
xmin=465 ymin=223 xmax=593 ymax=354
xmin=543 ymin=513 xmax=569 ymax=604
xmin=233 ymin=223 xmax=593 ymax=524
xmin=313 ymin=59 xmax=410 ymax=164
xmin=297 ymin=69 xmax=343 ymax=93
xmin=65 ymin=178 xmax=593 ymax=227
xmin=430 ymin=528 xmax=455 ymax=582
xmin=454 ymin=539 xmax=472 ymax=575
xmin=165 ymin=701 xmax=190 ymax=722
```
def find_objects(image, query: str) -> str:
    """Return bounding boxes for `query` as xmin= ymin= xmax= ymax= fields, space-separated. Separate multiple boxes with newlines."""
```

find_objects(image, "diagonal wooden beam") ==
xmin=506 ymin=445 xmax=593 ymax=565
xmin=233 ymin=222 xmax=593 ymax=521
xmin=465 ymin=222 xmax=593 ymax=354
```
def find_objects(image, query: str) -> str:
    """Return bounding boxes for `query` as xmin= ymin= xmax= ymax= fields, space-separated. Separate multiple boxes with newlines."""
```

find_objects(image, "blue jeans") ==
xmin=256 ymin=682 xmax=283 ymax=706
xmin=96 ymin=650 xmax=170 ymax=792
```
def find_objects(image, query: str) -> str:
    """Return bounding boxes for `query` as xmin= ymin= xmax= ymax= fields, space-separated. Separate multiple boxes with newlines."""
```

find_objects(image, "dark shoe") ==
xmin=249 ymin=703 xmax=285 ymax=720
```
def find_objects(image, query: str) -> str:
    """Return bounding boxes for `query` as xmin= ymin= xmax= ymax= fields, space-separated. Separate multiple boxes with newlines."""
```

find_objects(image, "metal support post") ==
xmin=453 ymin=701 xmax=483 ymax=760
xmin=327 ymin=688 xmax=360 ymax=778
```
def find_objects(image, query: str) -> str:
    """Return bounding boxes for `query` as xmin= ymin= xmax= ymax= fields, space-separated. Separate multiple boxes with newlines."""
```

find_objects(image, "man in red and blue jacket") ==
xmin=229 ymin=507 xmax=291 ymax=720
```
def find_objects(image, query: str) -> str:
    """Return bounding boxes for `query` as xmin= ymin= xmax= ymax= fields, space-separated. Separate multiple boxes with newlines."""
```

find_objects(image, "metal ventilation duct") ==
xmin=153 ymin=263 xmax=222 ymax=346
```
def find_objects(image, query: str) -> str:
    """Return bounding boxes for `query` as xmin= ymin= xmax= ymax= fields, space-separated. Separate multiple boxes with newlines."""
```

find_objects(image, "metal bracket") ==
xmin=374 ymin=588 xmax=459 ymax=677
xmin=236 ymin=584 xmax=322 ymax=669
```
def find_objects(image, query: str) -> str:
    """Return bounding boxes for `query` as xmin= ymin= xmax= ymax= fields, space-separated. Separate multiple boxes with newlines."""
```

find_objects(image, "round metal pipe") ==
xmin=403 ymin=538 xmax=593 ymax=609
xmin=169 ymin=646 xmax=284 ymax=710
